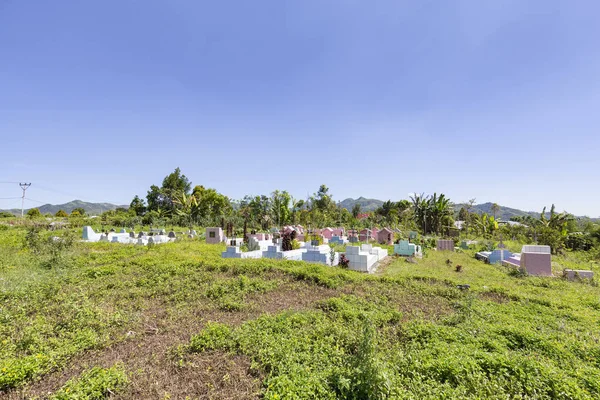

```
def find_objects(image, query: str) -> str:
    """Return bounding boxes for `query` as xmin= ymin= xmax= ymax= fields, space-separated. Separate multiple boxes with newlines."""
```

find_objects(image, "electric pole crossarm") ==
xmin=19 ymin=183 xmax=31 ymax=217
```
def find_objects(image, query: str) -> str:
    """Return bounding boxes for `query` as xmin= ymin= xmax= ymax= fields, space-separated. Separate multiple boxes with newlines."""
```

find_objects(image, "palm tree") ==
xmin=172 ymin=190 xmax=198 ymax=227
xmin=410 ymin=193 xmax=429 ymax=233
xmin=491 ymin=203 xmax=500 ymax=220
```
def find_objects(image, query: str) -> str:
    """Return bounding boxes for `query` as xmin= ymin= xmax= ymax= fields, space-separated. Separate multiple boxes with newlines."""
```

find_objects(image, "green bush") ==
xmin=50 ymin=364 xmax=128 ymax=400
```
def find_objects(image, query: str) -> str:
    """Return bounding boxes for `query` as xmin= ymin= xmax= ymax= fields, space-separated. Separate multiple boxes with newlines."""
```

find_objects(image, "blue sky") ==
xmin=1 ymin=0 xmax=599 ymax=216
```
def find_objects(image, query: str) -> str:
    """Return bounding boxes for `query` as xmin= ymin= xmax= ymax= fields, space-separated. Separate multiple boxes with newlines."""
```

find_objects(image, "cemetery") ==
xmin=3 ymin=183 xmax=600 ymax=399
xmin=81 ymin=226 xmax=176 ymax=245
xmin=501 ymin=245 xmax=553 ymax=276
xmin=216 ymin=225 xmax=396 ymax=270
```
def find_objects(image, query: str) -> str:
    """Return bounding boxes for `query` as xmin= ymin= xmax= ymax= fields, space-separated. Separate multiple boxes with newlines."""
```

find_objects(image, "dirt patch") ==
xmin=342 ymin=282 xmax=455 ymax=322
xmin=247 ymin=281 xmax=338 ymax=315
xmin=119 ymin=351 xmax=263 ymax=400
xmin=374 ymin=256 xmax=397 ymax=273
xmin=479 ymin=291 xmax=511 ymax=304
xmin=4 ymin=280 xmax=338 ymax=399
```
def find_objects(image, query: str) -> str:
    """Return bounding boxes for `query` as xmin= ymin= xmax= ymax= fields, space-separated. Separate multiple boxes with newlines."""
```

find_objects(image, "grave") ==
xmin=521 ymin=245 xmax=552 ymax=276
xmin=394 ymin=240 xmax=421 ymax=257
xmin=206 ymin=227 xmax=224 ymax=244
xmin=329 ymin=235 xmax=348 ymax=245
xmin=262 ymin=245 xmax=305 ymax=261
xmin=361 ymin=244 xmax=388 ymax=261
xmin=345 ymin=245 xmax=378 ymax=273
xmin=332 ymin=228 xmax=344 ymax=236
xmin=129 ymin=231 xmax=136 ymax=238
xmin=168 ymin=231 xmax=176 ymax=239
xmin=486 ymin=249 xmax=513 ymax=264
xmin=248 ymin=236 xmax=271 ymax=251
xmin=82 ymin=226 xmax=102 ymax=242
xmin=321 ymin=228 xmax=334 ymax=240
xmin=437 ymin=239 xmax=455 ymax=251
xmin=302 ymin=244 xmax=338 ymax=266
xmin=225 ymin=237 xmax=244 ymax=246
xmin=377 ymin=228 xmax=394 ymax=245
xmin=359 ymin=229 xmax=372 ymax=242
xmin=501 ymin=245 xmax=552 ymax=276
xmin=460 ymin=240 xmax=477 ymax=249
xmin=563 ymin=269 xmax=594 ymax=280
xmin=221 ymin=246 xmax=263 ymax=259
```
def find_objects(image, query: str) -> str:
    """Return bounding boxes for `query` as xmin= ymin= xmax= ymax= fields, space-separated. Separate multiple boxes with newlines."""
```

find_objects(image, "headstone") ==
xmin=206 ymin=227 xmax=224 ymax=244
xmin=437 ymin=239 xmax=454 ymax=251
xmin=521 ymin=245 xmax=552 ymax=276
xmin=129 ymin=231 xmax=136 ymax=238
xmin=82 ymin=226 xmax=101 ymax=242
xmin=563 ymin=269 xmax=594 ymax=280
xmin=168 ymin=231 xmax=176 ymax=239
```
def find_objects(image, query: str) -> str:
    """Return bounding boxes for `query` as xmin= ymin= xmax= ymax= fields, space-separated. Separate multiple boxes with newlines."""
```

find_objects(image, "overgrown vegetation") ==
xmin=50 ymin=364 xmax=128 ymax=400
xmin=2 ymin=185 xmax=600 ymax=398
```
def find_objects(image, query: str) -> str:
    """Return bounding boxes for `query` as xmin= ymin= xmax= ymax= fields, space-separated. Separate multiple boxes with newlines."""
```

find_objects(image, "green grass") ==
xmin=1 ymin=226 xmax=600 ymax=398
xmin=50 ymin=364 xmax=128 ymax=400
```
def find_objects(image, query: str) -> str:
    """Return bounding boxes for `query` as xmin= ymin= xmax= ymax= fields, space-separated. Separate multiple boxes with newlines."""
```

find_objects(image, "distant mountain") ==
xmin=461 ymin=202 xmax=539 ymax=220
xmin=339 ymin=197 xmax=384 ymax=212
xmin=455 ymin=202 xmax=600 ymax=222
xmin=1 ymin=200 xmax=127 ymax=216
xmin=339 ymin=198 xmax=599 ymax=222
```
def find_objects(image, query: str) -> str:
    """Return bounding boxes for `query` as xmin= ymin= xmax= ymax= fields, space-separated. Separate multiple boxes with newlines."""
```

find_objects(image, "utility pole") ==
xmin=19 ymin=183 xmax=31 ymax=217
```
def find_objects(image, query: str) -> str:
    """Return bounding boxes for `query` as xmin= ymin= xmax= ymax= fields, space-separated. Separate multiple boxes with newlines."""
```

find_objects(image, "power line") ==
xmin=0 ymin=197 xmax=21 ymax=200
xmin=24 ymin=197 xmax=47 ymax=204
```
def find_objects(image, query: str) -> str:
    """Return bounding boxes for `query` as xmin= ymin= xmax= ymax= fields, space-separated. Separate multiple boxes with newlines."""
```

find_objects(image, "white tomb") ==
xmin=361 ymin=244 xmax=388 ymax=262
xmin=221 ymin=246 xmax=263 ymax=259
xmin=262 ymin=245 xmax=305 ymax=261
xmin=345 ymin=245 xmax=378 ymax=273
xmin=302 ymin=244 xmax=339 ymax=266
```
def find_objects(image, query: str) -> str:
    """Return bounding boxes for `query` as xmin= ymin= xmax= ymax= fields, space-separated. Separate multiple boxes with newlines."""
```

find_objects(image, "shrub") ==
xmin=50 ymin=364 xmax=128 ymax=400
xmin=24 ymin=227 xmax=76 ymax=269
xmin=26 ymin=208 xmax=41 ymax=218
xmin=339 ymin=254 xmax=350 ymax=268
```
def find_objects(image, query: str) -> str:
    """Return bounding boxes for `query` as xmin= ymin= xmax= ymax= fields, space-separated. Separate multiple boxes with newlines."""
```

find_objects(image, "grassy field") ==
xmin=1 ymin=225 xmax=600 ymax=399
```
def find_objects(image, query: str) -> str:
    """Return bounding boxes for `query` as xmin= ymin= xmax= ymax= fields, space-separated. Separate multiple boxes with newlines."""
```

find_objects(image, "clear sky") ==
xmin=1 ymin=1 xmax=599 ymax=216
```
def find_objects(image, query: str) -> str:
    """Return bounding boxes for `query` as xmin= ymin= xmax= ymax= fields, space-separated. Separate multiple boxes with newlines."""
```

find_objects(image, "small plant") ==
xmin=455 ymin=264 xmax=463 ymax=272
xmin=339 ymin=254 xmax=350 ymax=268
xmin=282 ymin=232 xmax=293 ymax=251
xmin=50 ymin=364 xmax=128 ymax=400
xmin=25 ymin=227 xmax=75 ymax=269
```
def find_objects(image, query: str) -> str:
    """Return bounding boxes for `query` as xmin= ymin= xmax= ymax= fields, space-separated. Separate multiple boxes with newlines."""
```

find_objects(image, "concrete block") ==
xmin=564 ymin=269 xmax=594 ymax=280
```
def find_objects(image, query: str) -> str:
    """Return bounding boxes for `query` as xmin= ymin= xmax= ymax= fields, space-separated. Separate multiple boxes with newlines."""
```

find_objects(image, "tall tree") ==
xmin=352 ymin=203 xmax=361 ymax=219
xmin=146 ymin=168 xmax=191 ymax=215
xmin=129 ymin=195 xmax=147 ymax=216
xmin=271 ymin=190 xmax=292 ymax=227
